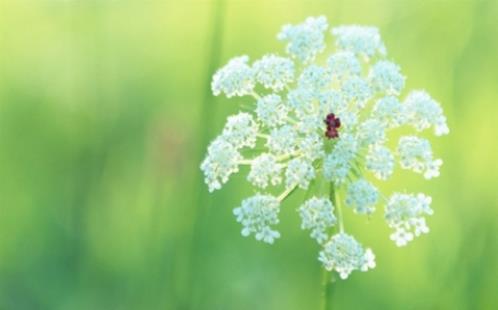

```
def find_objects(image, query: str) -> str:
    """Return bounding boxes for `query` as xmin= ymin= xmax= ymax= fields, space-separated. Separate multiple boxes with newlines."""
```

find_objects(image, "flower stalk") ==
xmin=321 ymin=181 xmax=339 ymax=310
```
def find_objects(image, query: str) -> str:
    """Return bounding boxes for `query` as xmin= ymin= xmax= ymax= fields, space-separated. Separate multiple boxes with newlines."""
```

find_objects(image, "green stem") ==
xmin=321 ymin=267 xmax=330 ymax=310
xmin=277 ymin=185 xmax=298 ymax=202
xmin=335 ymin=190 xmax=345 ymax=233
xmin=322 ymin=182 xmax=339 ymax=310
xmin=251 ymin=91 xmax=262 ymax=100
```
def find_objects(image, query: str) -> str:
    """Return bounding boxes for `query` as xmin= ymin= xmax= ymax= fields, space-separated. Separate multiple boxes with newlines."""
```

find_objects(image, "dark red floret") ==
xmin=324 ymin=113 xmax=341 ymax=139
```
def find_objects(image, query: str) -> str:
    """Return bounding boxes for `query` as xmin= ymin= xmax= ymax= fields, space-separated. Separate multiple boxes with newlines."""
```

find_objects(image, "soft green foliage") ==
xmin=0 ymin=0 xmax=497 ymax=309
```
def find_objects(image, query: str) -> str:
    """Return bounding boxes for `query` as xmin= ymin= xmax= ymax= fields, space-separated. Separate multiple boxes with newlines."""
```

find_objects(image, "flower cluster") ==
xmin=299 ymin=197 xmax=337 ymax=243
xmin=201 ymin=16 xmax=448 ymax=279
xmin=319 ymin=233 xmax=376 ymax=279
xmin=385 ymin=193 xmax=433 ymax=246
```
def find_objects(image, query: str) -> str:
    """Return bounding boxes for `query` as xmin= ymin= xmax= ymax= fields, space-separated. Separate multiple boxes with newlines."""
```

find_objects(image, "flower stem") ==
xmin=335 ymin=192 xmax=345 ymax=233
xmin=256 ymin=133 xmax=270 ymax=140
xmin=321 ymin=268 xmax=335 ymax=310
xmin=238 ymin=159 xmax=253 ymax=165
xmin=251 ymin=91 xmax=262 ymax=100
xmin=277 ymin=185 xmax=298 ymax=202
xmin=322 ymin=182 xmax=339 ymax=310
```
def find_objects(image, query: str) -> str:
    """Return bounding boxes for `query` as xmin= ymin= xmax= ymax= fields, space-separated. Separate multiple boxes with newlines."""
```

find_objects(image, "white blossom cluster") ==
xmin=385 ymin=193 xmax=433 ymax=246
xmin=319 ymin=233 xmax=376 ymax=279
xmin=201 ymin=16 xmax=448 ymax=279
xmin=233 ymin=194 xmax=281 ymax=244
xmin=345 ymin=179 xmax=379 ymax=215
xmin=298 ymin=197 xmax=337 ymax=243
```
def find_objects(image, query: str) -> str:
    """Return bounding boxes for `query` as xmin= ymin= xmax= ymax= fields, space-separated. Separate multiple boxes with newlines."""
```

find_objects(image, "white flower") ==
xmin=366 ymin=145 xmax=395 ymax=180
xmin=200 ymin=137 xmax=241 ymax=192
xmin=296 ymin=114 xmax=323 ymax=135
xmin=247 ymin=154 xmax=283 ymax=189
xmin=331 ymin=25 xmax=386 ymax=58
xmin=369 ymin=60 xmax=405 ymax=95
xmin=234 ymin=194 xmax=281 ymax=244
xmin=341 ymin=76 xmax=372 ymax=107
xmin=278 ymin=16 xmax=328 ymax=63
xmin=253 ymin=54 xmax=295 ymax=91
xmin=211 ymin=56 xmax=254 ymax=97
xmin=424 ymin=158 xmax=443 ymax=179
xmin=299 ymin=133 xmax=325 ymax=161
xmin=202 ymin=16 xmax=448 ymax=278
xmin=385 ymin=193 xmax=433 ymax=246
xmin=345 ymin=179 xmax=379 ymax=215
xmin=222 ymin=112 xmax=259 ymax=149
xmin=362 ymin=249 xmax=376 ymax=271
xmin=336 ymin=111 xmax=359 ymax=129
xmin=403 ymin=90 xmax=449 ymax=136
xmin=298 ymin=197 xmax=336 ymax=243
xmin=256 ymin=94 xmax=289 ymax=128
xmin=372 ymin=96 xmax=405 ymax=128
xmin=327 ymin=51 xmax=361 ymax=80
xmin=298 ymin=64 xmax=331 ymax=91
xmin=319 ymin=233 xmax=376 ymax=279
xmin=323 ymin=134 xmax=358 ymax=185
xmin=285 ymin=157 xmax=315 ymax=189
xmin=397 ymin=136 xmax=443 ymax=179
xmin=287 ymin=87 xmax=316 ymax=117
xmin=319 ymin=90 xmax=347 ymax=115
xmin=356 ymin=119 xmax=386 ymax=147
xmin=267 ymin=125 xmax=298 ymax=156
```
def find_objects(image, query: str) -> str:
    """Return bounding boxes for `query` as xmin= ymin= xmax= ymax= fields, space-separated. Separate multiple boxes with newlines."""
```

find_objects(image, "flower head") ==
xmin=366 ymin=145 xmax=395 ymax=180
xmin=253 ymin=54 xmax=295 ymax=91
xmin=234 ymin=194 xmax=281 ymax=244
xmin=201 ymin=16 xmax=448 ymax=279
xmin=369 ymin=60 xmax=405 ymax=95
xmin=298 ymin=197 xmax=336 ymax=244
xmin=345 ymin=179 xmax=379 ymax=215
xmin=404 ymin=90 xmax=449 ymax=136
xmin=331 ymin=25 xmax=386 ymax=58
xmin=372 ymin=96 xmax=405 ymax=128
xmin=323 ymin=133 xmax=358 ymax=185
xmin=247 ymin=154 xmax=282 ymax=189
xmin=200 ymin=137 xmax=241 ymax=192
xmin=397 ymin=136 xmax=442 ymax=179
xmin=222 ymin=112 xmax=259 ymax=149
xmin=256 ymin=94 xmax=289 ymax=128
xmin=341 ymin=76 xmax=373 ymax=107
xmin=278 ymin=16 xmax=328 ymax=63
xmin=267 ymin=125 xmax=298 ymax=156
xmin=385 ymin=193 xmax=433 ymax=246
xmin=211 ymin=56 xmax=254 ymax=97
xmin=327 ymin=51 xmax=361 ymax=80
xmin=319 ymin=233 xmax=376 ymax=279
xmin=285 ymin=158 xmax=315 ymax=189
xmin=298 ymin=64 xmax=332 ymax=91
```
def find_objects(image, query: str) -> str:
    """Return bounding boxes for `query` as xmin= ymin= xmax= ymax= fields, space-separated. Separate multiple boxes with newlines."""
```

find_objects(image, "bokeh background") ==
xmin=0 ymin=0 xmax=497 ymax=309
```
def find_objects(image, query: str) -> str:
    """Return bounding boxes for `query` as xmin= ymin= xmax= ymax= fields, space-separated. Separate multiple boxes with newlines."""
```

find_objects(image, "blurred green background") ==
xmin=0 ymin=0 xmax=497 ymax=309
